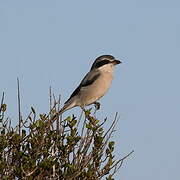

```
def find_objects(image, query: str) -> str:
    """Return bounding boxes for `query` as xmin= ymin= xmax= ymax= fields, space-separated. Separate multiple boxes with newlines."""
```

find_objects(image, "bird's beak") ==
xmin=113 ymin=59 xmax=122 ymax=65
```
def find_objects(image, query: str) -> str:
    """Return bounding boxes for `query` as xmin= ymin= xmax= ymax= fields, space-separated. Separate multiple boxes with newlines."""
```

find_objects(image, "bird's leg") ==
xmin=93 ymin=102 xmax=101 ymax=110
xmin=81 ymin=106 xmax=86 ymax=112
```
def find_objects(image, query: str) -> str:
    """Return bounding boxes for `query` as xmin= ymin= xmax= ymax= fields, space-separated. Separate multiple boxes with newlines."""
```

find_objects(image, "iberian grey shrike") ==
xmin=59 ymin=55 xmax=121 ymax=114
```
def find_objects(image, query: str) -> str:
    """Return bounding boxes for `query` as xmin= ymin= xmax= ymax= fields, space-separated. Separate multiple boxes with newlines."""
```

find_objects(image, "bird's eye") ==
xmin=95 ymin=60 xmax=110 ymax=68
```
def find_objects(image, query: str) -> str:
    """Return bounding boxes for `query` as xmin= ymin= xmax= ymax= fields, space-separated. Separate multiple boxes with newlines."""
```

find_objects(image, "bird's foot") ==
xmin=94 ymin=102 xmax=100 ymax=110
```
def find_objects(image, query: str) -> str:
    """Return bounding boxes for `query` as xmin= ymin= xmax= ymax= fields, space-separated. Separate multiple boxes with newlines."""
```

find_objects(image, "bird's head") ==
xmin=90 ymin=55 xmax=122 ymax=72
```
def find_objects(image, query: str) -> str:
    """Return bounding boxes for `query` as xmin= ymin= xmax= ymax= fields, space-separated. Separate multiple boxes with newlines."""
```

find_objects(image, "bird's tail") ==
xmin=59 ymin=98 xmax=77 ymax=114
xmin=50 ymin=98 xmax=77 ymax=124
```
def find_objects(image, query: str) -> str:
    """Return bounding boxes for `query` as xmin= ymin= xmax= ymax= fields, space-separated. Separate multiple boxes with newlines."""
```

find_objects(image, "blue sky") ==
xmin=0 ymin=0 xmax=180 ymax=179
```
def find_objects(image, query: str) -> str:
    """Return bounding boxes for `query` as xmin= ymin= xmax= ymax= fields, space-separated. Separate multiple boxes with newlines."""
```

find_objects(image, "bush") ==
xmin=0 ymin=90 xmax=133 ymax=180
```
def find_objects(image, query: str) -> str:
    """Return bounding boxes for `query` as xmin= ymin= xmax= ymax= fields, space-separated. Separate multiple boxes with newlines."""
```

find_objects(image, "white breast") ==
xmin=78 ymin=71 xmax=113 ymax=106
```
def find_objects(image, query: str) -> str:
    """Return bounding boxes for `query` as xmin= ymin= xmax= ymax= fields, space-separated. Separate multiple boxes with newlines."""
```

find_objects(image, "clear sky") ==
xmin=0 ymin=0 xmax=180 ymax=179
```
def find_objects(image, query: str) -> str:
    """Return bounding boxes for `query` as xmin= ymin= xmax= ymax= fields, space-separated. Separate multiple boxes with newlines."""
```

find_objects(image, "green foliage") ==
xmin=0 ymin=92 xmax=133 ymax=179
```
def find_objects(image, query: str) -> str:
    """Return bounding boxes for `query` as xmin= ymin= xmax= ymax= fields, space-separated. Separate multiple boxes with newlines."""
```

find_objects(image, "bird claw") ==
xmin=94 ymin=102 xmax=100 ymax=110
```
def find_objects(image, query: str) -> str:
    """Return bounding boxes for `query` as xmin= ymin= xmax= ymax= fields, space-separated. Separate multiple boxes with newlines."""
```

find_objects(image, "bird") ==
xmin=59 ymin=55 xmax=121 ymax=114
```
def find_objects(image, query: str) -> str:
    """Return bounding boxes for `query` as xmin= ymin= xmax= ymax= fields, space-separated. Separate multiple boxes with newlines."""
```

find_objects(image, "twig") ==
xmin=103 ymin=112 xmax=118 ymax=139
xmin=49 ymin=86 xmax=52 ymax=117
xmin=57 ymin=94 xmax=61 ymax=133
xmin=111 ymin=150 xmax=134 ymax=176
xmin=0 ymin=92 xmax=5 ymax=113
xmin=77 ymin=109 xmax=83 ymax=127
xmin=17 ymin=78 xmax=22 ymax=136
xmin=0 ymin=92 xmax=5 ymax=125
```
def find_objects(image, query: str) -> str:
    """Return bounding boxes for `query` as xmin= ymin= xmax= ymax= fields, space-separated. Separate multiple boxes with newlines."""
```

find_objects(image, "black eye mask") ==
xmin=95 ymin=60 xmax=110 ymax=68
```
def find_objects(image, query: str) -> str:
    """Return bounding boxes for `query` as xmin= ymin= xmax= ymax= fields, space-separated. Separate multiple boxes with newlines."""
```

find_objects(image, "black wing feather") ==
xmin=65 ymin=71 xmax=100 ymax=103
xmin=81 ymin=73 xmax=100 ymax=87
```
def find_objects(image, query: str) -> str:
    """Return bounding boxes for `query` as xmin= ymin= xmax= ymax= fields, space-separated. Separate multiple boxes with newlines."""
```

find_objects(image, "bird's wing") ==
xmin=65 ymin=70 xmax=100 ymax=103
xmin=80 ymin=70 xmax=100 ymax=87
